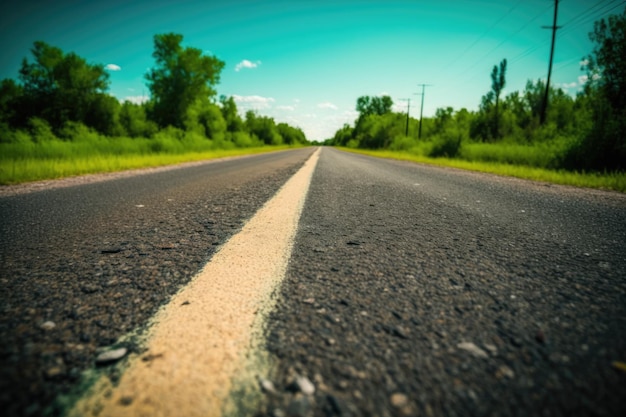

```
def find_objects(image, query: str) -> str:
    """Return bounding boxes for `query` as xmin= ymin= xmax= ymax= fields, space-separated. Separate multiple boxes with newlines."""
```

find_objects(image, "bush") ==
xmin=27 ymin=118 xmax=57 ymax=142
xmin=230 ymin=131 xmax=262 ymax=148
xmin=429 ymin=127 xmax=465 ymax=158
xmin=562 ymin=101 xmax=625 ymax=171
xmin=389 ymin=135 xmax=415 ymax=151
xmin=58 ymin=121 xmax=102 ymax=142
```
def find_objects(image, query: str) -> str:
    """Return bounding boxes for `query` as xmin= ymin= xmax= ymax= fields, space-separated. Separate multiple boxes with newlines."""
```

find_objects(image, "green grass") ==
xmin=339 ymin=147 xmax=626 ymax=193
xmin=0 ymin=134 xmax=301 ymax=185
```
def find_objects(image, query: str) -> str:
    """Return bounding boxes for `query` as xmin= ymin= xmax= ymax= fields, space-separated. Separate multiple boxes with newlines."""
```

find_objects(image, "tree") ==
xmin=146 ymin=33 xmax=225 ymax=129
xmin=85 ymin=94 xmax=123 ymax=136
xmin=434 ymin=107 xmax=454 ymax=134
xmin=17 ymin=41 xmax=110 ymax=131
xmin=329 ymin=124 xmax=354 ymax=147
xmin=119 ymin=101 xmax=157 ymax=137
xmin=353 ymin=113 xmax=404 ymax=149
xmin=470 ymin=91 xmax=494 ymax=141
xmin=490 ymin=58 xmax=507 ymax=139
xmin=0 ymin=79 xmax=22 ymax=128
xmin=356 ymin=95 xmax=393 ymax=118
xmin=245 ymin=111 xmax=282 ymax=145
xmin=586 ymin=8 xmax=626 ymax=111
xmin=277 ymin=123 xmax=306 ymax=145
xmin=219 ymin=95 xmax=245 ymax=132
xmin=184 ymin=99 xmax=227 ymax=141
xmin=567 ymin=8 xmax=626 ymax=171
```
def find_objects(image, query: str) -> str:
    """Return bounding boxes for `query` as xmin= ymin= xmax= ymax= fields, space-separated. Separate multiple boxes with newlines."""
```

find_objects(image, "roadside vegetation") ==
xmin=0 ymin=33 xmax=308 ymax=184
xmin=325 ymin=9 xmax=626 ymax=192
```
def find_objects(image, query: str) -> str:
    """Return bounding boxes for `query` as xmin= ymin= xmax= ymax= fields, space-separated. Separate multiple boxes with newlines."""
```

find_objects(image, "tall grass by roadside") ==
xmin=459 ymin=141 xmax=569 ymax=169
xmin=0 ymin=127 xmax=300 ymax=184
xmin=341 ymin=147 xmax=626 ymax=193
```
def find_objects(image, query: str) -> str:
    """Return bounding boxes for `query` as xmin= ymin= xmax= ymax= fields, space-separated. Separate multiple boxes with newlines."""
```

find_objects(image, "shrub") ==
xmin=429 ymin=127 xmax=465 ymax=158
xmin=389 ymin=135 xmax=415 ymax=151
xmin=27 ymin=118 xmax=57 ymax=142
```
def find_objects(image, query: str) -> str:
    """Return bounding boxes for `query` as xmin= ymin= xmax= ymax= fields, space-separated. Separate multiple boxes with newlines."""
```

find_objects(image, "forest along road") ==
xmin=0 ymin=147 xmax=625 ymax=417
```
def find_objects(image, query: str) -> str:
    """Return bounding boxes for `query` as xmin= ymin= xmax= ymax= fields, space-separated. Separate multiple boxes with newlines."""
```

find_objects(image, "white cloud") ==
xmin=393 ymin=102 xmax=408 ymax=113
xmin=235 ymin=59 xmax=261 ymax=72
xmin=123 ymin=95 xmax=149 ymax=104
xmin=317 ymin=102 xmax=338 ymax=110
xmin=276 ymin=105 xmax=295 ymax=111
xmin=578 ymin=73 xmax=601 ymax=85
xmin=232 ymin=94 xmax=275 ymax=109
xmin=561 ymin=82 xmax=578 ymax=89
xmin=105 ymin=64 xmax=121 ymax=71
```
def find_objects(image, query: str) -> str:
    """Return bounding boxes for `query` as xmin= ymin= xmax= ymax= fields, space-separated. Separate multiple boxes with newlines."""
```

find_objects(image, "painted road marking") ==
xmin=70 ymin=148 xmax=321 ymax=417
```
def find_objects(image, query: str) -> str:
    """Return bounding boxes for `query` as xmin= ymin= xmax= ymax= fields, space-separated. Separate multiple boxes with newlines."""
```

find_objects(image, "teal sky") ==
xmin=1 ymin=0 xmax=624 ymax=141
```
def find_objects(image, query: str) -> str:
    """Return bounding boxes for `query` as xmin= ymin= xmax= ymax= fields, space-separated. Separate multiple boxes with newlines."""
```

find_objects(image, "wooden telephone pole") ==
xmin=416 ymin=84 xmax=432 ymax=139
xmin=540 ymin=0 xmax=561 ymax=125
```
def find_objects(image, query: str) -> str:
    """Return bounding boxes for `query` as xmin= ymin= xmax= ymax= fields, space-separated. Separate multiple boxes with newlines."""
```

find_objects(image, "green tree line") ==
xmin=326 ymin=9 xmax=625 ymax=172
xmin=0 ymin=33 xmax=307 ymax=147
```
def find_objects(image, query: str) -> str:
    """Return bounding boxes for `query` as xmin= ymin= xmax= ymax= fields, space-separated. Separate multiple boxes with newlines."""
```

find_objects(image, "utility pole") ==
xmin=540 ymin=0 xmax=561 ymax=125
xmin=399 ymin=98 xmax=411 ymax=136
xmin=416 ymin=84 xmax=432 ymax=139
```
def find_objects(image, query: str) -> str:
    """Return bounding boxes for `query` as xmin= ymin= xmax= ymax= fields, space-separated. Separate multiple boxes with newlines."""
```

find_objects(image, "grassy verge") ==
xmin=339 ymin=147 xmax=626 ymax=193
xmin=0 ymin=144 xmax=299 ymax=185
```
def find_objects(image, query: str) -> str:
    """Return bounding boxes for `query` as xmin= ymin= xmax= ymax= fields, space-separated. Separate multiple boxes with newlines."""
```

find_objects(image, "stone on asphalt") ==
xmin=95 ymin=347 xmax=128 ymax=364
xmin=40 ymin=321 xmax=56 ymax=330
xmin=457 ymin=342 xmax=489 ymax=358
xmin=295 ymin=375 xmax=316 ymax=396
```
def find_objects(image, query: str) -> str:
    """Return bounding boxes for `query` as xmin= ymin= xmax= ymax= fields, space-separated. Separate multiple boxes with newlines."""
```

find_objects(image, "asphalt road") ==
xmin=1 ymin=147 xmax=625 ymax=417
xmin=0 ymin=148 xmax=315 ymax=417
xmin=261 ymin=148 xmax=626 ymax=417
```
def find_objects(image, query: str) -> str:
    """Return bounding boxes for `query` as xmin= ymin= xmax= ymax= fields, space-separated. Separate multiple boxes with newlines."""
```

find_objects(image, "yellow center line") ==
xmin=70 ymin=148 xmax=321 ymax=417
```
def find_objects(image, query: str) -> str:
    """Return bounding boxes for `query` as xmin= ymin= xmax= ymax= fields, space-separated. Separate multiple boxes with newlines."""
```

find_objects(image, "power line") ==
xmin=461 ymin=3 xmax=554 ymax=76
xmin=526 ymin=1 xmax=625 ymax=86
xmin=560 ymin=0 xmax=623 ymax=29
xmin=511 ymin=0 xmax=624 ymax=75
xmin=445 ymin=0 xmax=524 ymax=69
xmin=439 ymin=2 xmax=554 ymax=99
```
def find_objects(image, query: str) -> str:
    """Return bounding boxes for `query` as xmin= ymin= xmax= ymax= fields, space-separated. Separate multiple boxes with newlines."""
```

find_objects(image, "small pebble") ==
xmin=45 ymin=366 xmax=63 ymax=379
xmin=259 ymin=378 xmax=276 ymax=394
xmin=390 ymin=392 xmax=409 ymax=408
xmin=496 ymin=365 xmax=515 ymax=379
xmin=96 ymin=347 xmax=128 ymax=364
xmin=484 ymin=344 xmax=498 ymax=355
xmin=40 ymin=321 xmax=56 ymax=330
xmin=457 ymin=342 xmax=489 ymax=358
xmin=295 ymin=375 xmax=316 ymax=396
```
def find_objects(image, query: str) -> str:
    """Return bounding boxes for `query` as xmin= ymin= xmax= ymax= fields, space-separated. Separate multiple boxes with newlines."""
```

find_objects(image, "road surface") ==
xmin=1 ymin=147 xmax=625 ymax=417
